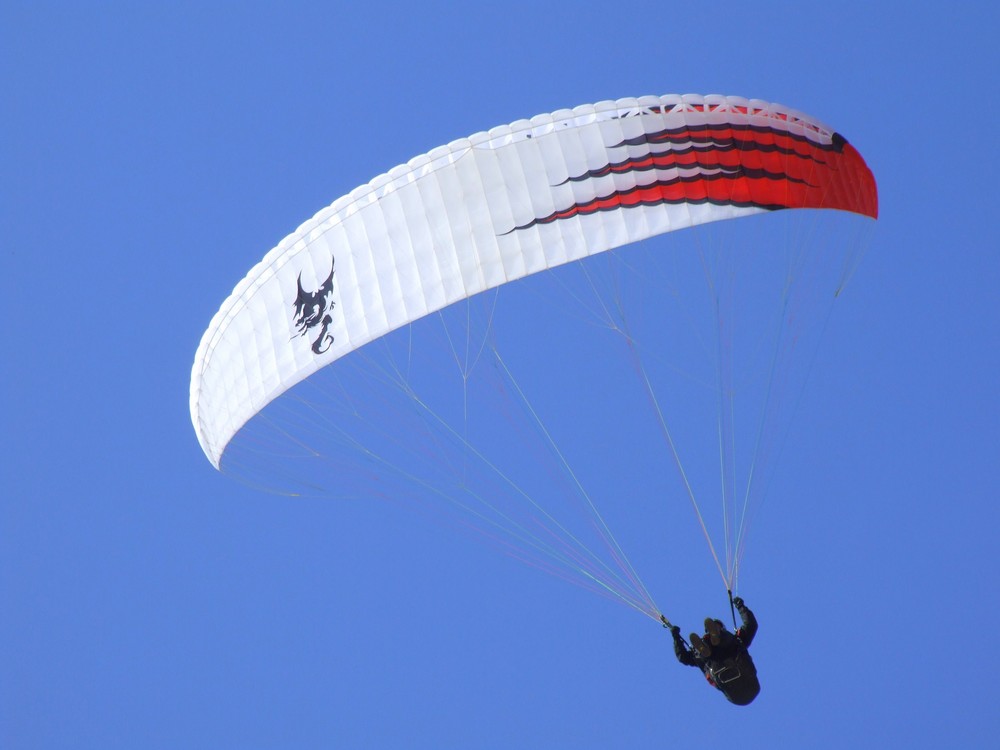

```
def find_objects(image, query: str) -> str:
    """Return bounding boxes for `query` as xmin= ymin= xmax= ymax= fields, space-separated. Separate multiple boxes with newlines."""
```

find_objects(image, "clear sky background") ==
xmin=3 ymin=2 xmax=998 ymax=748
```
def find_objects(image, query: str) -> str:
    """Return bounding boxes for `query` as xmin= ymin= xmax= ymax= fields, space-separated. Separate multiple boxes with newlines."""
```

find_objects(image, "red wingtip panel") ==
xmin=705 ymin=126 xmax=878 ymax=219
xmin=835 ymin=142 xmax=879 ymax=219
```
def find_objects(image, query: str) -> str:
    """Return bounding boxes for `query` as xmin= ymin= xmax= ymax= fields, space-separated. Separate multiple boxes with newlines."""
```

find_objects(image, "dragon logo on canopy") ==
xmin=292 ymin=261 xmax=336 ymax=355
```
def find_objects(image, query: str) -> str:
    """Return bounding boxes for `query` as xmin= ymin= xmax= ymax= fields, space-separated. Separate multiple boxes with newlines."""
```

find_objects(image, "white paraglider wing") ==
xmin=190 ymin=94 xmax=877 ymax=468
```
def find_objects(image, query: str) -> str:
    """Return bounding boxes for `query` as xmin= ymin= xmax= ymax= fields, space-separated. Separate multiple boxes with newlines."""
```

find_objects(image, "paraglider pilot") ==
xmin=663 ymin=597 xmax=760 ymax=705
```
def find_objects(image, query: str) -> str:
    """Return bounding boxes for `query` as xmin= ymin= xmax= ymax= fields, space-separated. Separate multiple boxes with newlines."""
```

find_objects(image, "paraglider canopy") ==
xmin=190 ymin=93 xmax=877 ymax=471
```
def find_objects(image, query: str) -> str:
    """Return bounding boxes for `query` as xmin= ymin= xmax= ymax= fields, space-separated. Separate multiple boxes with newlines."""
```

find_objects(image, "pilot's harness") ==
xmin=660 ymin=589 xmax=746 ymax=686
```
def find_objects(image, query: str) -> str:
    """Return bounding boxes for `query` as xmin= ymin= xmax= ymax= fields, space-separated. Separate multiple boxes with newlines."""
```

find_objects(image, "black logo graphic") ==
xmin=292 ymin=261 xmax=336 ymax=355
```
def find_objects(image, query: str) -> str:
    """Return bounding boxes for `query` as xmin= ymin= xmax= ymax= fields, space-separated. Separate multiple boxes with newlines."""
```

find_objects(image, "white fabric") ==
xmin=191 ymin=95 xmax=836 ymax=467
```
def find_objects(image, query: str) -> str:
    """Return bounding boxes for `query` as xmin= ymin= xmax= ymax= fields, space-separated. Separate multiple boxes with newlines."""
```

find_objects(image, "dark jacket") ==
xmin=674 ymin=603 xmax=760 ymax=705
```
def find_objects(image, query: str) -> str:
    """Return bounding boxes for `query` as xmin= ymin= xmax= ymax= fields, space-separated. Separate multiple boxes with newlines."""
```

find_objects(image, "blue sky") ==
xmin=3 ymin=2 xmax=998 ymax=748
